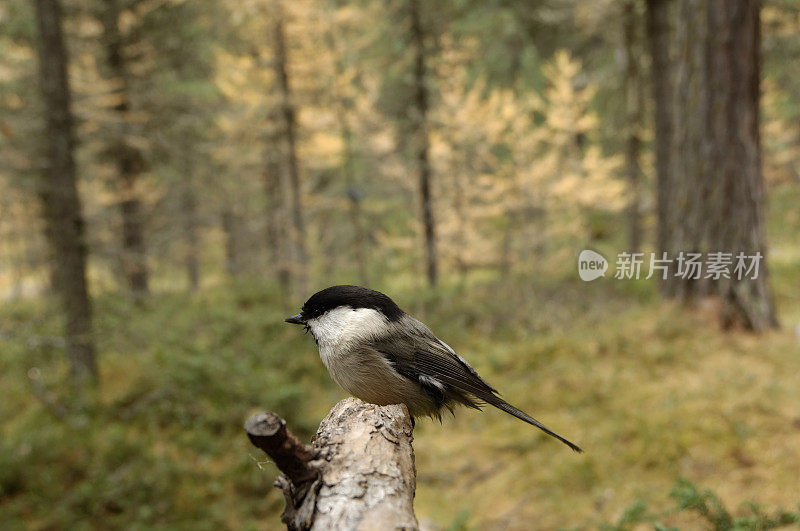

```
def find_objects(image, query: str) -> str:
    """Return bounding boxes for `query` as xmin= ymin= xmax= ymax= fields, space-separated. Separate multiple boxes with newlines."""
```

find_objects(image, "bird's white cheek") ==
xmin=308 ymin=307 xmax=388 ymax=346
xmin=307 ymin=307 xmax=388 ymax=369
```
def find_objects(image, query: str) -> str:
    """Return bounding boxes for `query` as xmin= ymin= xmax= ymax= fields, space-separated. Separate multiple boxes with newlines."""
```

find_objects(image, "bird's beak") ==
xmin=284 ymin=314 xmax=306 ymax=325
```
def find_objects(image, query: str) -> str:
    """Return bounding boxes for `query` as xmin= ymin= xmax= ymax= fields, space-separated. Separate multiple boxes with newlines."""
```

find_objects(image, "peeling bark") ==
xmin=246 ymin=398 xmax=418 ymax=531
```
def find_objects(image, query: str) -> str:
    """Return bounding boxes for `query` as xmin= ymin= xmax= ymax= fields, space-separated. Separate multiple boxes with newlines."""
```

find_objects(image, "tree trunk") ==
xmin=263 ymin=107 xmax=288 ymax=287
xmin=672 ymin=0 xmax=710 ymax=299
xmin=181 ymin=171 xmax=199 ymax=292
xmin=272 ymin=10 xmax=307 ymax=292
xmin=410 ymin=0 xmax=437 ymax=287
xmin=102 ymin=0 xmax=149 ymax=297
xmin=704 ymin=0 xmax=777 ymax=330
xmin=245 ymin=398 xmax=418 ymax=530
xmin=222 ymin=208 xmax=241 ymax=277
xmin=263 ymin=130 xmax=292 ymax=295
xmin=34 ymin=0 xmax=98 ymax=385
xmin=450 ymin=152 xmax=468 ymax=278
xmin=646 ymin=0 xmax=674 ymax=296
xmin=623 ymin=0 xmax=643 ymax=254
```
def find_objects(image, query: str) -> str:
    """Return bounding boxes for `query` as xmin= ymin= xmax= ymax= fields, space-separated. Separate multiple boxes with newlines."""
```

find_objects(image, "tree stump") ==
xmin=245 ymin=397 xmax=418 ymax=530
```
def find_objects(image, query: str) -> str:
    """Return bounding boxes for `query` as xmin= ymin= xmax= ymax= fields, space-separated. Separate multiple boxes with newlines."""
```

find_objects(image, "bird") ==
xmin=285 ymin=285 xmax=582 ymax=452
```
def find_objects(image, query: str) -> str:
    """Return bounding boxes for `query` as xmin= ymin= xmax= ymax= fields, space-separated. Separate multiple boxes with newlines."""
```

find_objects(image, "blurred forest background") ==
xmin=2 ymin=0 xmax=800 ymax=529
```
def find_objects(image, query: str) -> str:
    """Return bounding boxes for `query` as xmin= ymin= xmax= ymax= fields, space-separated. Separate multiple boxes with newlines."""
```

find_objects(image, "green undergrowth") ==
xmin=1 ymin=273 xmax=798 ymax=530
xmin=1 ymin=183 xmax=798 ymax=529
xmin=599 ymin=479 xmax=800 ymax=531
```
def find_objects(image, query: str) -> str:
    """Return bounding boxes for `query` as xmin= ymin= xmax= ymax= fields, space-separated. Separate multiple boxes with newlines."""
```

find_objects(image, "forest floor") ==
xmin=1 ymin=186 xmax=799 ymax=530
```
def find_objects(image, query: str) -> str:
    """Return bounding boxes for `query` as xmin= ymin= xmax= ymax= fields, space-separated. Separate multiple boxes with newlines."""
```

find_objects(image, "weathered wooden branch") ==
xmin=245 ymin=398 xmax=419 ymax=530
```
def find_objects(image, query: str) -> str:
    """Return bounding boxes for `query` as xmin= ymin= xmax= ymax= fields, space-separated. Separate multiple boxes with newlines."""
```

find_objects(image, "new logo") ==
xmin=578 ymin=249 xmax=608 ymax=281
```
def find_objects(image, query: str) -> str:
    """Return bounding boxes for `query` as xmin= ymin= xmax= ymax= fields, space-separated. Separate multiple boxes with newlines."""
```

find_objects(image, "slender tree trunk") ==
xmin=35 ymin=0 xmax=98 ymax=384
xmin=450 ymin=154 xmax=468 ymax=277
xmin=646 ymin=0 xmax=674 ymax=295
xmin=623 ymin=0 xmax=643 ymax=254
xmin=0 ymin=197 xmax=24 ymax=299
xmin=181 ymin=169 xmax=199 ymax=292
xmin=102 ymin=0 xmax=148 ymax=297
xmin=222 ymin=208 xmax=240 ymax=277
xmin=263 ymin=149 xmax=282 ymax=264
xmin=263 ymin=115 xmax=291 ymax=293
xmin=272 ymin=11 xmax=307 ymax=292
xmin=410 ymin=0 xmax=437 ymax=287
xmin=704 ymin=0 xmax=777 ymax=330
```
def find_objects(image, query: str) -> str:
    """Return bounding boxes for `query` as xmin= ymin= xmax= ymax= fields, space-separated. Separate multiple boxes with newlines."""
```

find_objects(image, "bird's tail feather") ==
xmin=487 ymin=396 xmax=583 ymax=453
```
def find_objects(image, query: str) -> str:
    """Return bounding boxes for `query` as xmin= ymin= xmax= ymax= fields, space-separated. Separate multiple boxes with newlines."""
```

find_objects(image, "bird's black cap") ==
xmin=290 ymin=285 xmax=405 ymax=322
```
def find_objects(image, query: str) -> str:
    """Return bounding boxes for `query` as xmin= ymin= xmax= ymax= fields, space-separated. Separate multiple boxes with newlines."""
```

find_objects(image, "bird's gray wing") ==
xmin=371 ymin=315 xmax=584 ymax=452
xmin=370 ymin=315 xmax=499 ymax=411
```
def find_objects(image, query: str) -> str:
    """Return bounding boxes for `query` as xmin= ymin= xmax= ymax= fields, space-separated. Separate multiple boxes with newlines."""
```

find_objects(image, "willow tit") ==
xmin=286 ymin=285 xmax=582 ymax=452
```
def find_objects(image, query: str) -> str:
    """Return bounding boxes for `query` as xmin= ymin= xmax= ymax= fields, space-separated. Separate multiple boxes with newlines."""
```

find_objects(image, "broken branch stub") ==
xmin=245 ymin=398 xmax=419 ymax=530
